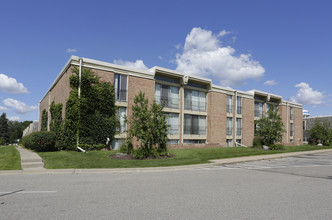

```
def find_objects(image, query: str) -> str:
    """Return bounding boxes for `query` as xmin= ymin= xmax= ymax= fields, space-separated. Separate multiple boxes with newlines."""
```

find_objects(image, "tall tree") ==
xmin=309 ymin=119 xmax=332 ymax=145
xmin=255 ymin=105 xmax=285 ymax=146
xmin=0 ymin=113 xmax=9 ymax=144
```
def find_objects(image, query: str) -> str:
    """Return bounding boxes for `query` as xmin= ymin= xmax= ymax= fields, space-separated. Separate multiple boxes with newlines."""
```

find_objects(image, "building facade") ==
xmin=303 ymin=115 xmax=332 ymax=143
xmin=39 ymin=56 xmax=303 ymax=149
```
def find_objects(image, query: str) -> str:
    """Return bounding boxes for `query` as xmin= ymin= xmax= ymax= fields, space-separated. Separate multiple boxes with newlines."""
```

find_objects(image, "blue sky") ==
xmin=0 ymin=0 xmax=331 ymax=121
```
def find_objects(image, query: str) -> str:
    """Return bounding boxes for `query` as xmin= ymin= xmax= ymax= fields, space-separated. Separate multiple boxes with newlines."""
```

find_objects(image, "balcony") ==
xmin=155 ymin=95 xmax=179 ymax=109
xmin=115 ymin=89 xmax=127 ymax=102
xmin=226 ymin=128 xmax=232 ymax=136
xmin=255 ymin=110 xmax=263 ymax=118
xmin=184 ymin=100 xmax=206 ymax=112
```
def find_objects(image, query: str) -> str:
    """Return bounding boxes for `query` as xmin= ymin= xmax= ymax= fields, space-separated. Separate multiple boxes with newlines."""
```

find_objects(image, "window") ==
xmin=290 ymin=107 xmax=294 ymax=121
xmin=226 ymin=139 xmax=233 ymax=147
xmin=114 ymin=74 xmax=127 ymax=101
xmin=165 ymin=113 xmax=179 ymax=135
xmin=112 ymin=139 xmax=124 ymax=150
xmin=155 ymin=84 xmax=179 ymax=109
xmin=255 ymin=102 xmax=263 ymax=118
xmin=184 ymin=114 xmax=206 ymax=135
xmin=226 ymin=117 xmax=233 ymax=136
xmin=236 ymin=96 xmax=242 ymax=114
xmin=290 ymin=123 xmax=294 ymax=137
xmin=184 ymin=89 xmax=206 ymax=112
xmin=183 ymin=140 xmax=206 ymax=144
xmin=117 ymin=107 xmax=126 ymax=133
xmin=236 ymin=118 xmax=242 ymax=136
xmin=227 ymin=95 xmax=233 ymax=113
xmin=236 ymin=139 xmax=242 ymax=144
xmin=167 ymin=140 xmax=179 ymax=144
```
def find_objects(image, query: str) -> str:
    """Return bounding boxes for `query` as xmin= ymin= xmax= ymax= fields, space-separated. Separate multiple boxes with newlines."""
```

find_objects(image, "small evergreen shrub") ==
xmin=119 ymin=139 xmax=133 ymax=154
xmin=21 ymin=131 xmax=56 ymax=152
xmin=269 ymin=144 xmax=284 ymax=151
xmin=252 ymin=136 xmax=262 ymax=148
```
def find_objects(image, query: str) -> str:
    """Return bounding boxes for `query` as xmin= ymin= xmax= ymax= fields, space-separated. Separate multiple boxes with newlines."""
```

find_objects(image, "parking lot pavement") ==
xmin=223 ymin=152 xmax=332 ymax=180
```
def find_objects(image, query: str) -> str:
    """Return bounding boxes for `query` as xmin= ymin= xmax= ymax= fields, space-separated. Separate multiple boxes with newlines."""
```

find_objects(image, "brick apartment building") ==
xmin=39 ymin=56 xmax=303 ymax=149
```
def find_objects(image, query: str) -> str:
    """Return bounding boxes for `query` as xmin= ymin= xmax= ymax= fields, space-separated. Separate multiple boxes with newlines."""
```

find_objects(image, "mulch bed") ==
xmin=109 ymin=153 xmax=175 ymax=160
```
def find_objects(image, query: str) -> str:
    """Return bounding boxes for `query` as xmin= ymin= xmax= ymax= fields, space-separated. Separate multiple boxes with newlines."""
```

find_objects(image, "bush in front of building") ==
xmin=21 ymin=131 xmax=56 ymax=152
xmin=125 ymin=92 xmax=169 ymax=159
xmin=120 ymin=139 xmax=133 ymax=154
xmin=269 ymin=144 xmax=284 ymax=150
xmin=308 ymin=119 xmax=332 ymax=146
xmin=252 ymin=136 xmax=263 ymax=148
xmin=255 ymin=105 xmax=285 ymax=147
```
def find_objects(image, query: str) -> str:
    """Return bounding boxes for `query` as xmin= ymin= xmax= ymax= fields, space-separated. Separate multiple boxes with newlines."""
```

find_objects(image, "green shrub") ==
xmin=119 ymin=139 xmax=133 ymax=154
xmin=78 ymin=143 xmax=105 ymax=151
xmin=252 ymin=136 xmax=262 ymax=148
xmin=269 ymin=144 xmax=284 ymax=151
xmin=0 ymin=137 xmax=5 ymax=145
xmin=21 ymin=131 xmax=56 ymax=152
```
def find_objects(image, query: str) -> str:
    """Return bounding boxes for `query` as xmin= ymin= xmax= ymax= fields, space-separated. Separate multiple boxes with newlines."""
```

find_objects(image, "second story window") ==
xmin=114 ymin=74 xmax=127 ymax=102
xmin=290 ymin=123 xmax=294 ymax=137
xmin=184 ymin=89 xmax=206 ymax=112
xmin=227 ymin=95 xmax=232 ymax=113
xmin=236 ymin=97 xmax=242 ymax=114
xmin=165 ymin=113 xmax=179 ymax=135
xmin=255 ymin=101 xmax=263 ymax=118
xmin=155 ymin=84 xmax=179 ymax=109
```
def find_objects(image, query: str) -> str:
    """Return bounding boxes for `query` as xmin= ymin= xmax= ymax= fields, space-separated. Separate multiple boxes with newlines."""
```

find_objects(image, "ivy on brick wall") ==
xmin=41 ymin=109 xmax=48 ymax=131
xmin=49 ymin=101 xmax=66 ymax=150
xmin=64 ymin=67 xmax=119 ymax=150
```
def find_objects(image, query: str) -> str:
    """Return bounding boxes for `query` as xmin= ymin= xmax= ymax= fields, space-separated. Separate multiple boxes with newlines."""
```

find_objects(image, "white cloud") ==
xmin=3 ymin=98 xmax=38 ymax=114
xmin=8 ymin=116 xmax=20 ymax=121
xmin=113 ymin=59 xmax=149 ymax=70
xmin=291 ymin=82 xmax=324 ymax=105
xmin=0 ymin=105 xmax=8 ymax=111
xmin=158 ymin=56 xmax=163 ymax=60
xmin=175 ymin=43 xmax=181 ymax=50
xmin=264 ymin=80 xmax=277 ymax=86
xmin=218 ymin=30 xmax=231 ymax=37
xmin=0 ymin=74 xmax=29 ymax=94
xmin=175 ymin=27 xmax=265 ymax=87
xmin=66 ymin=48 xmax=77 ymax=53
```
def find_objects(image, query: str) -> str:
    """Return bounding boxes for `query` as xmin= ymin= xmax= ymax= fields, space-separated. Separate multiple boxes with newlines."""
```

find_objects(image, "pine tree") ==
xmin=0 ymin=113 xmax=9 ymax=144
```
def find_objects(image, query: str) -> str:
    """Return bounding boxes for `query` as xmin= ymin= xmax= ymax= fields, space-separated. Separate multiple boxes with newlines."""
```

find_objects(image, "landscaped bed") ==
xmin=0 ymin=145 xmax=21 ymax=170
xmin=38 ymin=145 xmax=332 ymax=169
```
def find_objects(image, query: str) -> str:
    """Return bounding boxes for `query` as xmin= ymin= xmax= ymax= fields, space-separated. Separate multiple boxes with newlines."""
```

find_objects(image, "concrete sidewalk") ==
xmin=16 ymin=146 xmax=45 ymax=171
xmin=2 ymin=147 xmax=332 ymax=175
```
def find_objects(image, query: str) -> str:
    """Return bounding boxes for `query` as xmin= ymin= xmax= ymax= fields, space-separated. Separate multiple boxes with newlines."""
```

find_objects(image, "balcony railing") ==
xmin=155 ymin=95 xmax=179 ymax=109
xmin=184 ymin=100 xmax=206 ymax=112
xmin=184 ymin=125 xmax=206 ymax=135
xmin=226 ymin=128 xmax=232 ymax=136
xmin=115 ymin=89 xmax=127 ymax=102
xmin=255 ymin=109 xmax=263 ymax=118
xmin=227 ymin=105 xmax=232 ymax=113
xmin=236 ymin=128 xmax=242 ymax=136
xmin=237 ymin=106 xmax=242 ymax=115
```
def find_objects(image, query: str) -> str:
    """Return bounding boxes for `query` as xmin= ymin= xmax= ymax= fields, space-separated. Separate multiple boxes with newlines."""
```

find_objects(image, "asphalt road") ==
xmin=1 ymin=152 xmax=332 ymax=220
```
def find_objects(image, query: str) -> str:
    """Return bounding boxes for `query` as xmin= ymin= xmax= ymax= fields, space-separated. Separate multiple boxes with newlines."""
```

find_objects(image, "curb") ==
xmin=1 ymin=148 xmax=332 ymax=175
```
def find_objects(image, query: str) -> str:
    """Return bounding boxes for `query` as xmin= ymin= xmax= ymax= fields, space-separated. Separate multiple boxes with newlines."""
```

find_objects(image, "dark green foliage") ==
xmin=120 ymin=139 xmax=133 ymax=154
xmin=0 ymin=113 xmax=9 ymax=144
xmin=252 ymin=136 xmax=263 ymax=148
xmin=255 ymin=105 xmax=285 ymax=146
xmin=308 ymin=119 xmax=332 ymax=145
xmin=49 ymin=102 xmax=66 ymax=150
xmin=269 ymin=144 xmax=284 ymax=150
xmin=41 ymin=109 xmax=48 ymax=131
xmin=125 ymin=92 xmax=169 ymax=158
xmin=8 ymin=120 xmax=32 ymax=144
xmin=64 ymin=67 xmax=118 ymax=150
xmin=21 ymin=131 xmax=56 ymax=152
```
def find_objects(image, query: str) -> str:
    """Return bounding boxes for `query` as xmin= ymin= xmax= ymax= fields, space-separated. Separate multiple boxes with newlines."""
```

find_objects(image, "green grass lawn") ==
xmin=38 ymin=145 xmax=332 ymax=169
xmin=0 ymin=145 xmax=21 ymax=170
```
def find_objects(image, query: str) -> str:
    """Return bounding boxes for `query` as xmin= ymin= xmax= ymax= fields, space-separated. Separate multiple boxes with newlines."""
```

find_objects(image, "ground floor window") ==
xmin=112 ymin=139 xmax=124 ymax=150
xmin=165 ymin=113 xmax=179 ymax=135
xmin=236 ymin=139 xmax=242 ymax=144
xmin=167 ymin=140 xmax=179 ymax=144
xmin=183 ymin=140 xmax=206 ymax=144
xmin=226 ymin=139 xmax=233 ymax=147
